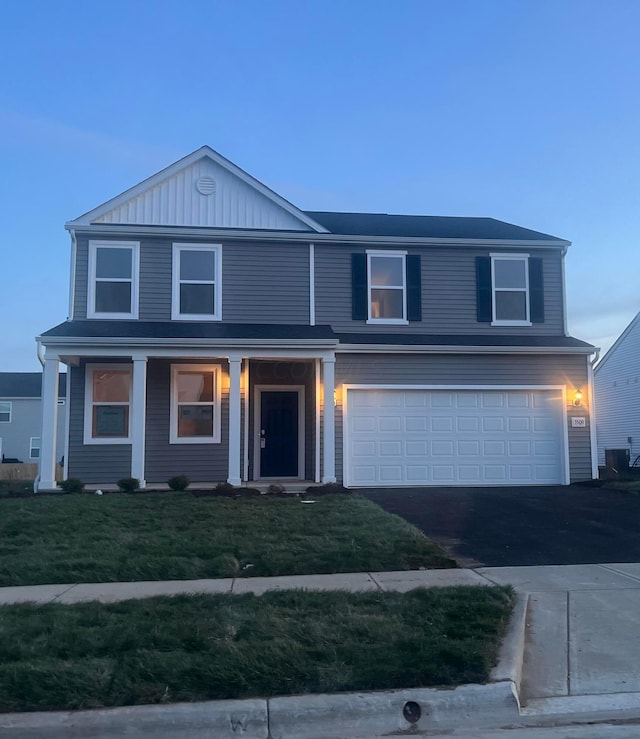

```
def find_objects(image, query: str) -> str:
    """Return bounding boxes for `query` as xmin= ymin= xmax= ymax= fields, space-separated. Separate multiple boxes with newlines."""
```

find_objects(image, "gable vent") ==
xmin=195 ymin=176 xmax=216 ymax=195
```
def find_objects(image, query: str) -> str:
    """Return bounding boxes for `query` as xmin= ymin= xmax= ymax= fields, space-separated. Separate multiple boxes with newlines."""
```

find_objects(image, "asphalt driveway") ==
xmin=361 ymin=484 xmax=640 ymax=567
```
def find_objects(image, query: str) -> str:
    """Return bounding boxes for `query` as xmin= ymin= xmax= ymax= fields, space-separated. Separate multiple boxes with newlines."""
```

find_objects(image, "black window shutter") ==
xmin=406 ymin=255 xmax=422 ymax=321
xmin=351 ymin=253 xmax=367 ymax=320
xmin=476 ymin=256 xmax=492 ymax=322
xmin=529 ymin=257 xmax=545 ymax=323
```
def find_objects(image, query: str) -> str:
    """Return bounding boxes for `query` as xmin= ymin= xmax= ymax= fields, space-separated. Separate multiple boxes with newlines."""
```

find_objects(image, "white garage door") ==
xmin=345 ymin=388 xmax=566 ymax=486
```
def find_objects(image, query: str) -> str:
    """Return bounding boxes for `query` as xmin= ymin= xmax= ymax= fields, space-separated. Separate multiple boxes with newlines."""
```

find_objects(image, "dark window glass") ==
xmin=180 ymin=284 xmax=215 ymax=315
xmin=495 ymin=291 xmax=527 ymax=321
xmin=370 ymin=288 xmax=404 ymax=319
xmin=178 ymin=405 xmax=214 ymax=437
xmin=95 ymin=281 xmax=132 ymax=313
xmin=96 ymin=248 xmax=132 ymax=279
xmin=180 ymin=250 xmax=215 ymax=281
xmin=93 ymin=406 xmax=129 ymax=437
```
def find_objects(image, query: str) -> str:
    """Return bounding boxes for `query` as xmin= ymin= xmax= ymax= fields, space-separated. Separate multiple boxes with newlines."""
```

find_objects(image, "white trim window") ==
xmin=491 ymin=254 xmax=531 ymax=326
xmin=172 ymin=244 xmax=222 ymax=321
xmin=29 ymin=437 xmax=40 ymax=459
xmin=0 ymin=402 xmax=11 ymax=423
xmin=84 ymin=364 xmax=132 ymax=444
xmin=366 ymin=250 xmax=407 ymax=324
xmin=88 ymin=240 xmax=139 ymax=319
xmin=170 ymin=364 xmax=221 ymax=444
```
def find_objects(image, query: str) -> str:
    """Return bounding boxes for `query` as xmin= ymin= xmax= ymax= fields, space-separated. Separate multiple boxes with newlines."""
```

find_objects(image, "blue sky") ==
xmin=1 ymin=0 xmax=638 ymax=370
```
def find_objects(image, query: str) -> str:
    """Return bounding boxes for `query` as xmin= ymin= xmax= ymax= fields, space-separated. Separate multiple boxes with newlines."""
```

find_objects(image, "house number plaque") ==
xmin=571 ymin=417 xmax=587 ymax=428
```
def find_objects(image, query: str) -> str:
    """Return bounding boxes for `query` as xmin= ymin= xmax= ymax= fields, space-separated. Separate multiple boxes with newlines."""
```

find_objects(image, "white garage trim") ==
xmin=342 ymin=384 xmax=570 ymax=487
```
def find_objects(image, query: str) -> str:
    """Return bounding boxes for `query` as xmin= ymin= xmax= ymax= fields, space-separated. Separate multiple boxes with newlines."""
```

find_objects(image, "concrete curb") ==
xmin=490 ymin=591 xmax=529 ymax=697
xmin=0 ymin=699 xmax=269 ymax=739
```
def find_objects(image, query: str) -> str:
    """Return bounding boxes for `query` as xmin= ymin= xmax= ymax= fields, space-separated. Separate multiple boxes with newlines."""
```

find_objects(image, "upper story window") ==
xmin=367 ymin=251 xmax=407 ymax=323
xmin=0 ymin=402 xmax=11 ymax=423
xmin=351 ymin=251 xmax=421 ymax=323
xmin=88 ymin=241 xmax=139 ymax=319
xmin=476 ymin=254 xmax=544 ymax=325
xmin=490 ymin=254 xmax=531 ymax=326
xmin=172 ymin=244 xmax=222 ymax=321
xmin=170 ymin=364 xmax=221 ymax=444
xmin=83 ymin=364 xmax=132 ymax=444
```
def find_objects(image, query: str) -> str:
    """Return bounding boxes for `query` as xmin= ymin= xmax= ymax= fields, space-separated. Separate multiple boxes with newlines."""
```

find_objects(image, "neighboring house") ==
xmin=0 ymin=373 xmax=66 ymax=464
xmin=594 ymin=311 xmax=640 ymax=467
xmin=36 ymin=146 xmax=597 ymax=491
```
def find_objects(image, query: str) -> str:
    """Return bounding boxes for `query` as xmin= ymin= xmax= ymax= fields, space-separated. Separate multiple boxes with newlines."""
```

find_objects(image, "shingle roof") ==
xmin=0 ymin=372 xmax=67 ymax=398
xmin=40 ymin=321 xmax=337 ymax=340
xmin=40 ymin=321 xmax=593 ymax=350
xmin=304 ymin=211 xmax=566 ymax=242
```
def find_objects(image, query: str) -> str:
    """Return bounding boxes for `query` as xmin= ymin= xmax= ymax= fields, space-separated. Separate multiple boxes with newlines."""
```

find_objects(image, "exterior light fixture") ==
xmin=573 ymin=390 xmax=583 ymax=407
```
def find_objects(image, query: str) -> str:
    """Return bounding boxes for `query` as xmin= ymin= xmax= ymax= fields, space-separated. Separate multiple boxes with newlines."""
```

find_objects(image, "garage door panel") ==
xmin=346 ymin=388 xmax=565 ymax=487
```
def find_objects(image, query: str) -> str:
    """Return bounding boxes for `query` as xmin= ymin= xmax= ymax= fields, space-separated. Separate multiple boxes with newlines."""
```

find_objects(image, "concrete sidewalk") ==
xmin=3 ymin=563 xmax=640 ymax=719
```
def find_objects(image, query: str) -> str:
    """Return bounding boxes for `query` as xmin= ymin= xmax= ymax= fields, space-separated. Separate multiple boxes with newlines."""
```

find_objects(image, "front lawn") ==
xmin=0 ymin=493 xmax=455 ymax=586
xmin=0 ymin=586 xmax=513 ymax=712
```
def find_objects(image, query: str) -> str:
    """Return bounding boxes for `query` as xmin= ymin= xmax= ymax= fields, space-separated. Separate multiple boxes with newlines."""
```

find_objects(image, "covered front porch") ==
xmin=37 ymin=344 xmax=338 ymax=491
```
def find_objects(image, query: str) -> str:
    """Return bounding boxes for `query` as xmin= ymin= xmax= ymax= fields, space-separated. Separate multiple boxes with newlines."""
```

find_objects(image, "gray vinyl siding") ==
xmin=145 ymin=359 xmax=229 ymax=483
xmin=0 ymin=397 xmax=65 ymax=463
xmin=67 ymin=362 xmax=132 ymax=482
xmin=315 ymin=244 xmax=564 ymax=335
xmin=248 ymin=360 xmax=316 ymax=480
xmin=594 ymin=316 xmax=640 ymax=466
xmin=73 ymin=236 xmax=309 ymax=323
xmin=335 ymin=353 xmax=592 ymax=483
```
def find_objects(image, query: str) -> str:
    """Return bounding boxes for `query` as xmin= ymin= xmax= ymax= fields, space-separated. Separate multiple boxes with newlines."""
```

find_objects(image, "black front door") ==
xmin=259 ymin=391 xmax=299 ymax=477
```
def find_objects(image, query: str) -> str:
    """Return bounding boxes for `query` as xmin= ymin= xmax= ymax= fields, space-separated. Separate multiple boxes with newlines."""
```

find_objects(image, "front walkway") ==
xmin=4 ymin=563 xmax=640 ymax=712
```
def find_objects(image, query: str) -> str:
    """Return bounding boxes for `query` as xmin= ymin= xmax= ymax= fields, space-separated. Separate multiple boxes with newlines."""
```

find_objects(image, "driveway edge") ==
xmin=490 ymin=592 xmax=529 ymax=697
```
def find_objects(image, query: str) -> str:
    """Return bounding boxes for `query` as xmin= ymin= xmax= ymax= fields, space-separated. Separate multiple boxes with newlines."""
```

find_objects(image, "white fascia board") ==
xmin=335 ymin=344 xmax=598 ymax=355
xmin=593 ymin=309 xmax=640 ymax=374
xmin=36 ymin=343 xmax=339 ymax=361
xmin=66 ymin=146 xmax=328 ymax=233
xmin=64 ymin=223 xmax=570 ymax=249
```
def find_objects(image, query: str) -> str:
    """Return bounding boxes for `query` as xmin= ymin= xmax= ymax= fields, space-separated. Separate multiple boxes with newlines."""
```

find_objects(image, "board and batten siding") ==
xmin=67 ymin=362 xmax=132 ymax=482
xmin=315 ymin=244 xmax=564 ymax=335
xmin=335 ymin=353 xmax=592 ymax=483
xmin=594 ymin=315 xmax=640 ymax=466
xmin=73 ymin=236 xmax=310 ymax=323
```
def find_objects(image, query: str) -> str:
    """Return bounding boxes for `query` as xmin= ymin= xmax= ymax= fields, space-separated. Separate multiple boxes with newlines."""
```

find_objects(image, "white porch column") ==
xmin=322 ymin=356 xmax=336 ymax=483
xmin=228 ymin=356 xmax=242 ymax=486
xmin=131 ymin=357 xmax=148 ymax=488
xmin=38 ymin=356 xmax=60 ymax=491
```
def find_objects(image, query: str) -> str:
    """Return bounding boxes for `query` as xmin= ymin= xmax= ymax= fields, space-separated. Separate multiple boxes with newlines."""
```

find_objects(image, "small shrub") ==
xmin=168 ymin=475 xmax=190 ymax=491
xmin=214 ymin=482 xmax=236 ymax=495
xmin=58 ymin=478 xmax=85 ymax=494
xmin=117 ymin=477 xmax=140 ymax=493
xmin=305 ymin=482 xmax=351 ymax=495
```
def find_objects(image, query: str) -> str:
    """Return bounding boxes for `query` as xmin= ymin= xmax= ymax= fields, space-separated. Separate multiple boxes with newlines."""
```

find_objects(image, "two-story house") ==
xmin=36 ymin=146 xmax=597 ymax=491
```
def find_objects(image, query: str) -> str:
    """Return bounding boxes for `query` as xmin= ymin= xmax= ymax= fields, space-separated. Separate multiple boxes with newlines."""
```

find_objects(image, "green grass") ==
xmin=604 ymin=480 xmax=640 ymax=492
xmin=0 ymin=586 xmax=513 ymax=712
xmin=0 ymin=493 xmax=455 ymax=586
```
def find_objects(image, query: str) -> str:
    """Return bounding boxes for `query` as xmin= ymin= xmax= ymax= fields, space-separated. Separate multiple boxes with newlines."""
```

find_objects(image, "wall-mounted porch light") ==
xmin=573 ymin=390 xmax=583 ymax=407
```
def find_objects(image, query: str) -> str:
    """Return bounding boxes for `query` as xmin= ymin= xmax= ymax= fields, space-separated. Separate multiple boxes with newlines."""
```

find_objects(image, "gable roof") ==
xmin=305 ymin=212 xmax=567 ymax=242
xmin=0 ymin=372 xmax=66 ymax=398
xmin=67 ymin=146 xmax=328 ymax=233
xmin=594 ymin=310 xmax=640 ymax=374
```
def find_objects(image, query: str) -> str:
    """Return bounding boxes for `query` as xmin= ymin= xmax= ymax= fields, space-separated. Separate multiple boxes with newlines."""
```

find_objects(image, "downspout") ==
xmin=34 ymin=339 xmax=45 ymax=492
xmin=588 ymin=348 xmax=601 ymax=479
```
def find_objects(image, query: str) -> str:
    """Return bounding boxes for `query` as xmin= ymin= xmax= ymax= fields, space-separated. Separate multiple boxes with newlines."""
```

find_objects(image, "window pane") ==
xmin=494 ymin=259 xmax=526 ymax=289
xmin=180 ymin=250 xmax=215 ymax=281
xmin=0 ymin=401 xmax=10 ymax=422
xmin=178 ymin=405 xmax=214 ymax=437
xmin=95 ymin=281 xmax=132 ymax=313
xmin=370 ymin=288 xmax=404 ymax=319
xmin=30 ymin=439 xmax=40 ymax=458
xmin=177 ymin=371 xmax=214 ymax=402
xmin=93 ymin=370 xmax=130 ymax=402
xmin=370 ymin=256 xmax=403 ymax=286
xmin=180 ymin=283 xmax=215 ymax=315
xmin=96 ymin=248 xmax=132 ymax=279
xmin=93 ymin=406 xmax=129 ymax=437
xmin=495 ymin=291 xmax=527 ymax=320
